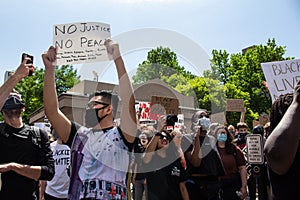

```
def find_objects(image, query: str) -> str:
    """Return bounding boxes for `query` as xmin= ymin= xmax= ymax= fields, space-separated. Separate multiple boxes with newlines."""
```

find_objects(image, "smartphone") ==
xmin=21 ymin=53 xmax=34 ymax=76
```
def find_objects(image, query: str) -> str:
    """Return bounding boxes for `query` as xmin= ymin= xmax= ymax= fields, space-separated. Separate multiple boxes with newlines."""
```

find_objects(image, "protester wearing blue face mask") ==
xmin=214 ymin=125 xmax=248 ymax=200
xmin=217 ymin=131 xmax=227 ymax=142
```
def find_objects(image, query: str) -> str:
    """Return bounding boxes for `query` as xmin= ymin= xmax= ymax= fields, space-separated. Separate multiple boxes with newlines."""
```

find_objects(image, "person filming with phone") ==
xmin=0 ymin=55 xmax=54 ymax=200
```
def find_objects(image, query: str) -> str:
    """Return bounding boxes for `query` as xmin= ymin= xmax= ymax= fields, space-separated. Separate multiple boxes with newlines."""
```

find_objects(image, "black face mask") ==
xmin=237 ymin=132 xmax=247 ymax=144
xmin=85 ymin=107 xmax=108 ymax=128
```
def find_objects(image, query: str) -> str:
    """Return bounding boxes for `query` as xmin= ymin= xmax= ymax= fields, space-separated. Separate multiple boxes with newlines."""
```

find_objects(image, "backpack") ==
xmin=0 ymin=123 xmax=42 ymax=148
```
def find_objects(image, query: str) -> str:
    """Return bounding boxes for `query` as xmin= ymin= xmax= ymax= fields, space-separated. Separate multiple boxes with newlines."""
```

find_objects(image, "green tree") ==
xmin=204 ymin=49 xmax=232 ymax=84
xmin=10 ymin=65 xmax=80 ymax=124
xmin=132 ymin=46 xmax=194 ymax=84
xmin=134 ymin=46 xmax=250 ymax=119
xmin=209 ymin=38 xmax=291 ymax=128
xmin=229 ymin=39 xmax=290 ymax=115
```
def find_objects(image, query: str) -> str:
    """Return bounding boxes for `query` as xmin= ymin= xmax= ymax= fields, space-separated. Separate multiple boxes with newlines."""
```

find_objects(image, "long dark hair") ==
xmin=269 ymin=93 xmax=293 ymax=134
xmin=214 ymin=125 xmax=237 ymax=154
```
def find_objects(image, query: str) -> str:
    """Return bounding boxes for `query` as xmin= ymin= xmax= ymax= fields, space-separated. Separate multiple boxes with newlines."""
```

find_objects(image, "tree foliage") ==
xmin=11 ymin=65 xmax=80 ymax=124
xmin=204 ymin=49 xmax=232 ymax=84
xmin=133 ymin=38 xmax=291 ymax=129
xmin=132 ymin=47 xmax=194 ymax=84
xmin=211 ymin=38 xmax=291 ymax=128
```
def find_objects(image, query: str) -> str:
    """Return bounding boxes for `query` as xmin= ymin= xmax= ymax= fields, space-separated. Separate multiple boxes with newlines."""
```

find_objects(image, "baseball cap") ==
xmin=2 ymin=93 xmax=25 ymax=110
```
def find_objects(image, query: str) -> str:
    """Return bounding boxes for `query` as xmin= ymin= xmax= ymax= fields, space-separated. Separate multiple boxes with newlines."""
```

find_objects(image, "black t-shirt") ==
xmin=0 ymin=123 xmax=54 ymax=200
xmin=268 ymin=141 xmax=300 ymax=200
xmin=145 ymin=153 xmax=187 ymax=200
xmin=185 ymin=134 xmax=225 ymax=177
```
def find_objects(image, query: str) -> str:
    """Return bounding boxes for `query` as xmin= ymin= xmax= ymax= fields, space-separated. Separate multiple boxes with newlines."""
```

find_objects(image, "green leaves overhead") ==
xmin=133 ymin=38 xmax=290 ymax=128
xmin=132 ymin=46 xmax=194 ymax=84
xmin=12 ymin=65 xmax=80 ymax=123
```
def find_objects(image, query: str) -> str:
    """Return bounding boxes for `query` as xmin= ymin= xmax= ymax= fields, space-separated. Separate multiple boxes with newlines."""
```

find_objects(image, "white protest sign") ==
xmin=246 ymin=134 xmax=264 ymax=164
xmin=261 ymin=59 xmax=300 ymax=102
xmin=53 ymin=22 xmax=111 ymax=65
xmin=177 ymin=114 xmax=184 ymax=125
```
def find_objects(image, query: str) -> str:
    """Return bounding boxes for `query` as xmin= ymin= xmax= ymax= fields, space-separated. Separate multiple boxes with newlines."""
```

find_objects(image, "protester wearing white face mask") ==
xmin=183 ymin=111 xmax=225 ymax=200
xmin=214 ymin=125 xmax=248 ymax=200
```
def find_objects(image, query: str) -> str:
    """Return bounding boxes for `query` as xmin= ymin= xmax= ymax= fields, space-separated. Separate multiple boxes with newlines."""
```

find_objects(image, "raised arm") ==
xmin=0 ymin=58 xmax=33 ymax=109
xmin=239 ymin=107 xmax=246 ymax=123
xmin=42 ymin=46 xmax=71 ymax=143
xmin=264 ymin=83 xmax=300 ymax=175
xmin=105 ymin=40 xmax=137 ymax=143
xmin=185 ymin=128 xmax=202 ymax=167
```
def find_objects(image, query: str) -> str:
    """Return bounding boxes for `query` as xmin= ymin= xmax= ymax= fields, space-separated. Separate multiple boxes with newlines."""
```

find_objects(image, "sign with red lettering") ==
xmin=53 ymin=22 xmax=111 ymax=65
xmin=137 ymin=102 xmax=152 ymax=120
xmin=261 ymin=59 xmax=300 ymax=102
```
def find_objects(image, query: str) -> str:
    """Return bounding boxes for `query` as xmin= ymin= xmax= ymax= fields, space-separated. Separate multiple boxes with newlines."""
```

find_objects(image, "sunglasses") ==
xmin=86 ymin=101 xmax=109 ymax=109
xmin=218 ymin=131 xmax=227 ymax=135
xmin=159 ymin=133 xmax=172 ymax=141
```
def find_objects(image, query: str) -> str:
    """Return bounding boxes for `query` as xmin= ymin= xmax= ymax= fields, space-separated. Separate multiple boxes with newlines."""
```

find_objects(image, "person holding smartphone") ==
xmin=0 ymin=56 xmax=54 ymax=200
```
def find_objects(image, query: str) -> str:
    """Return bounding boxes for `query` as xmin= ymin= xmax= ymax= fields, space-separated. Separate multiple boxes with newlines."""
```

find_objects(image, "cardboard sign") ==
xmin=53 ymin=22 xmax=111 ymax=65
xmin=261 ymin=59 xmax=300 ymax=102
xmin=150 ymin=96 xmax=179 ymax=115
xmin=246 ymin=134 xmax=264 ymax=164
xmin=226 ymin=99 xmax=245 ymax=112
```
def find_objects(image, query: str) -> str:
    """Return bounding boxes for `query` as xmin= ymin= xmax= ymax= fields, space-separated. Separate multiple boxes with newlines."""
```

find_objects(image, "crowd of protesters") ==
xmin=0 ymin=39 xmax=298 ymax=200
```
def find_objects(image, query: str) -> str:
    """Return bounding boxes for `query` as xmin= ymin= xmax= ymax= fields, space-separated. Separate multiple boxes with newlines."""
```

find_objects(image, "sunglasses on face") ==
xmin=218 ymin=131 xmax=227 ymax=135
xmin=86 ymin=101 xmax=109 ymax=109
xmin=159 ymin=133 xmax=172 ymax=141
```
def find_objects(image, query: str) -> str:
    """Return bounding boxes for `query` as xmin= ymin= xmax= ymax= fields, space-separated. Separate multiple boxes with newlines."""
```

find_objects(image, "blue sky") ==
xmin=0 ymin=0 xmax=299 ymax=84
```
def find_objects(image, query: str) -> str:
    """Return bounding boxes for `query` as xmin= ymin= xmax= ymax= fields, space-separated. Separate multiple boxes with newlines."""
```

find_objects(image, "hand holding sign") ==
xmin=104 ymin=39 xmax=121 ymax=60
xmin=42 ymin=46 xmax=57 ymax=69
xmin=53 ymin=22 xmax=111 ymax=65
xmin=261 ymin=59 xmax=300 ymax=102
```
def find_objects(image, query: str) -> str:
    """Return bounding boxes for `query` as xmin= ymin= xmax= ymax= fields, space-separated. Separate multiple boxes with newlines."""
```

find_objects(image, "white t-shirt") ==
xmin=45 ymin=141 xmax=70 ymax=198
xmin=77 ymin=127 xmax=130 ymax=199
